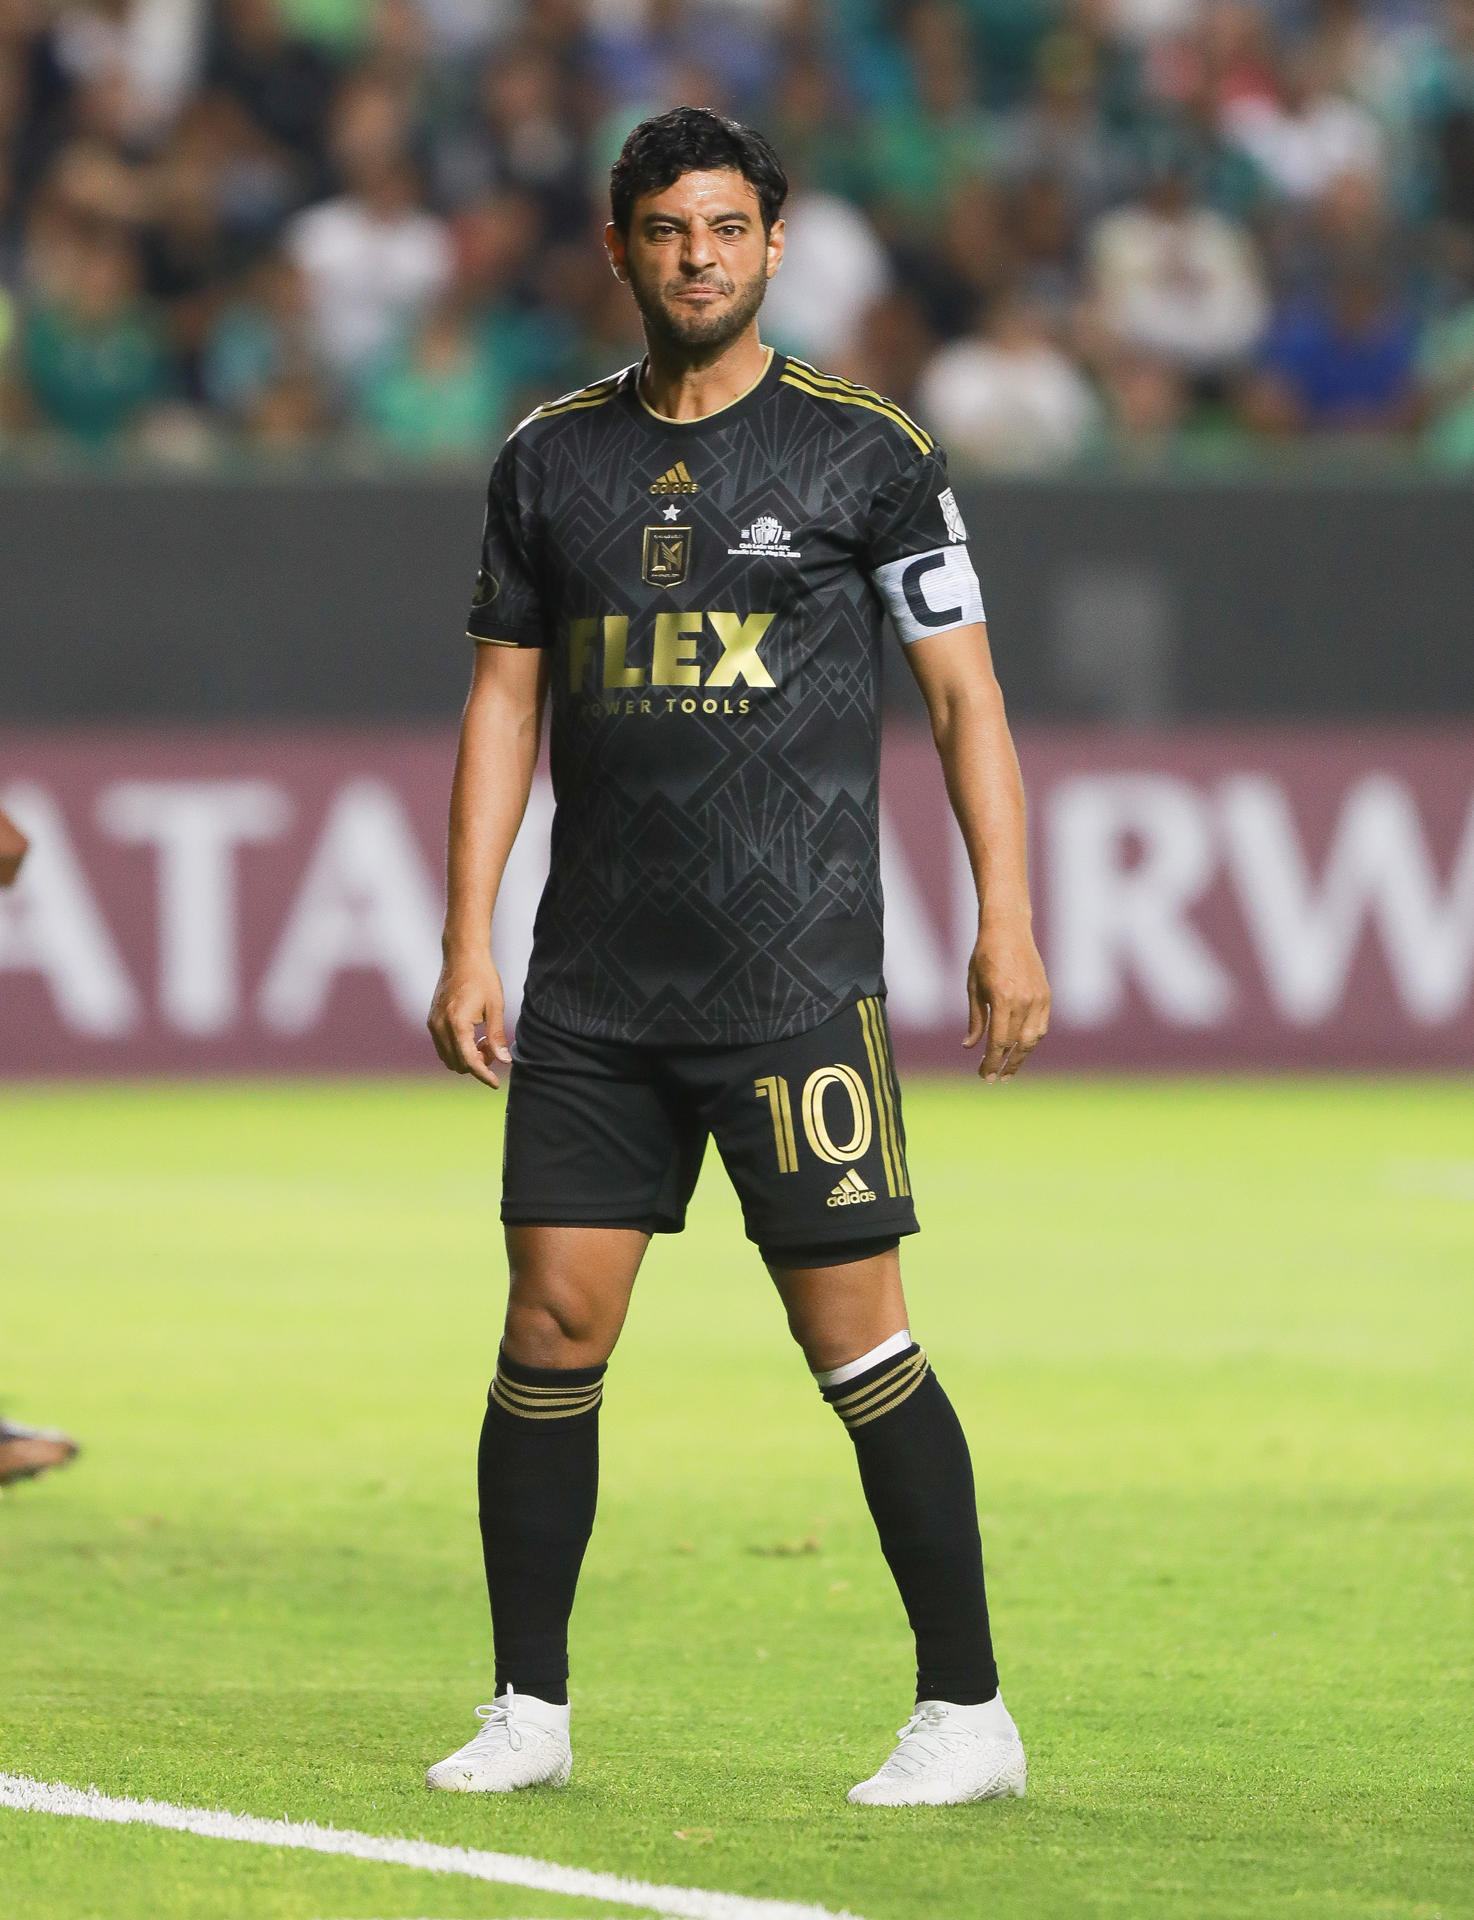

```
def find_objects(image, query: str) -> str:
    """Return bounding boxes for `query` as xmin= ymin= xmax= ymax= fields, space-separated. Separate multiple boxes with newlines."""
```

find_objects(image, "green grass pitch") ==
xmin=2 ymin=1076 xmax=1471 ymax=1920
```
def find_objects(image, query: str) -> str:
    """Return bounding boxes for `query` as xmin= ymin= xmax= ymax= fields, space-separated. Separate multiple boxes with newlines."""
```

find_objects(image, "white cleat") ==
xmin=425 ymin=1688 xmax=572 ymax=1793
xmin=847 ymin=1695 xmax=1028 ymax=1806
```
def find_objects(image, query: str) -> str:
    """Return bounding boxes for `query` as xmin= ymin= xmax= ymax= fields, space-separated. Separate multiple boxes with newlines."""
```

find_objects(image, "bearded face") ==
xmin=610 ymin=168 xmax=782 ymax=363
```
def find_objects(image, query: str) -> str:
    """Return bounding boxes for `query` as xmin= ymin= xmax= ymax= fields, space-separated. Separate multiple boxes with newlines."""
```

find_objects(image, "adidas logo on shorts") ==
xmin=827 ymin=1168 xmax=876 ymax=1208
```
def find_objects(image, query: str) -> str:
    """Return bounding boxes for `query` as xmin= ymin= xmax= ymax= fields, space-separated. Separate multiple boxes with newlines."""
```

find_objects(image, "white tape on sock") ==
xmin=813 ymin=1329 xmax=911 ymax=1390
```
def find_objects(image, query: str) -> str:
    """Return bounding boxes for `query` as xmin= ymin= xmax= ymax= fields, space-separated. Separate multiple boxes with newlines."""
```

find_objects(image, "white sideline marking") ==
xmin=0 ymin=1775 xmax=863 ymax=1920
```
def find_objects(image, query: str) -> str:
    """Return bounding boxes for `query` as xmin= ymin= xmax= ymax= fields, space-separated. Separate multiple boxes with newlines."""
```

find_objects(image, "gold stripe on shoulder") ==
xmin=780 ymin=366 xmax=933 ymax=453
xmin=468 ymin=632 xmax=522 ymax=646
xmin=512 ymin=371 xmax=626 ymax=434
xmin=786 ymin=358 xmax=916 ymax=408
xmin=780 ymin=372 xmax=933 ymax=454
xmin=532 ymin=388 xmax=619 ymax=420
xmin=783 ymin=359 xmax=934 ymax=448
xmin=781 ymin=374 xmax=932 ymax=454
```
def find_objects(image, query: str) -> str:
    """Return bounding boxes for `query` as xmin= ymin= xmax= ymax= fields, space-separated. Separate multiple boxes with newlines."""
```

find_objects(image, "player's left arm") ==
xmin=905 ymin=625 xmax=1050 ymax=1081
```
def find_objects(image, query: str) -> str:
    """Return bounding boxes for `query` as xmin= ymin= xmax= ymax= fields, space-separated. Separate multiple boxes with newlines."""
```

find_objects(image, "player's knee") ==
xmin=503 ymin=1291 xmax=609 ymax=1368
xmin=765 ymin=1236 xmax=905 ymax=1371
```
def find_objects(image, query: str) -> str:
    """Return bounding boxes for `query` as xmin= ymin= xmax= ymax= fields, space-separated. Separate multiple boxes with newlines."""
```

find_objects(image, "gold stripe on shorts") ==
xmin=858 ymin=997 xmax=909 ymax=1198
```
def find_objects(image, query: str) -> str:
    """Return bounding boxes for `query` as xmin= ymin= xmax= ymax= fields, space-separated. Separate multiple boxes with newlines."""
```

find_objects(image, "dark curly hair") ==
xmin=609 ymin=106 xmax=788 ymax=236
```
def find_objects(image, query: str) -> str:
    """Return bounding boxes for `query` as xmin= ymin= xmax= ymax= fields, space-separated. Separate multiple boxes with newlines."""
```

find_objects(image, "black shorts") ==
xmin=502 ymin=994 xmax=919 ymax=1264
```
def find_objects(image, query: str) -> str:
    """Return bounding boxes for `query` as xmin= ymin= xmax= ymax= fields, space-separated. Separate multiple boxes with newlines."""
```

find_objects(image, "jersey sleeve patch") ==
xmin=466 ymin=444 xmax=548 ymax=646
xmin=870 ymin=546 xmax=985 ymax=644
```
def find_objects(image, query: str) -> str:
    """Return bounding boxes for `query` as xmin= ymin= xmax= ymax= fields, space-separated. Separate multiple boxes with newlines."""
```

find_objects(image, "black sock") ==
xmin=477 ymin=1348 xmax=605 ymax=1705
xmin=822 ymin=1344 xmax=999 ymax=1705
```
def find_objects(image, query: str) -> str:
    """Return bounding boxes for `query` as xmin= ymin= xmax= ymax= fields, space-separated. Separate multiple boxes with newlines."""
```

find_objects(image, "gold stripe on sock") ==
xmin=492 ymin=1371 xmax=604 ymax=1420
xmin=493 ymin=1384 xmax=603 ymax=1411
xmin=492 ymin=1375 xmax=602 ymax=1400
xmin=830 ymin=1350 xmax=930 ymax=1428
xmin=843 ymin=1373 xmax=927 ymax=1428
xmin=493 ymin=1376 xmax=604 ymax=1404
xmin=830 ymin=1348 xmax=926 ymax=1419
xmin=839 ymin=1357 xmax=931 ymax=1430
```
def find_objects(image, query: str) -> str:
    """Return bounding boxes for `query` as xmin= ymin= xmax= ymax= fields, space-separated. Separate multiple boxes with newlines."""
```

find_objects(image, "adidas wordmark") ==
xmin=649 ymin=461 xmax=699 ymax=494
xmin=827 ymin=1168 xmax=876 ymax=1207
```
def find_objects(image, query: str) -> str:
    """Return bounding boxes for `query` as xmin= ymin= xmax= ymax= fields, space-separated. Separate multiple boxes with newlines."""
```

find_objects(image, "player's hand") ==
xmin=427 ymin=953 xmax=513 ymax=1089
xmin=0 ymin=809 xmax=28 ymax=889
xmin=964 ymin=916 xmax=1050 ymax=1082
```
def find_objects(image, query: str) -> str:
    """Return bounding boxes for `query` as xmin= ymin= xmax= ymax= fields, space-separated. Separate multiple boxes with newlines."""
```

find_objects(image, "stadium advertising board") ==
xmin=1 ymin=727 xmax=1470 ymax=1074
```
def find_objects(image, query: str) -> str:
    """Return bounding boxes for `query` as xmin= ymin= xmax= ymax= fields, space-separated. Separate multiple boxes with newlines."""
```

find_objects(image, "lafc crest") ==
xmin=642 ymin=524 xmax=691 ymax=587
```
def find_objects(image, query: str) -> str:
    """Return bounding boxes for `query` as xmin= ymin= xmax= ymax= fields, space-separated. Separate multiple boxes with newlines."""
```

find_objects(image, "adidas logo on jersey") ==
xmin=650 ymin=461 xmax=699 ymax=495
xmin=827 ymin=1168 xmax=876 ymax=1208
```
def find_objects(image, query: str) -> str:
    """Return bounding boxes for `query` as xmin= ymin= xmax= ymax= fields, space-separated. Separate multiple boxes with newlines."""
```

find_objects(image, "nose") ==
xmin=680 ymin=221 xmax=718 ymax=275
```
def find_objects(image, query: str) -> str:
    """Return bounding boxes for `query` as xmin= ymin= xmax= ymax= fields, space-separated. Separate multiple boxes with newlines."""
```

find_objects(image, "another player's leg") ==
xmin=427 ymin=1223 xmax=646 ymax=1792
xmin=770 ymin=1247 xmax=1026 ymax=1805
xmin=0 ymin=1418 xmax=79 ymax=1489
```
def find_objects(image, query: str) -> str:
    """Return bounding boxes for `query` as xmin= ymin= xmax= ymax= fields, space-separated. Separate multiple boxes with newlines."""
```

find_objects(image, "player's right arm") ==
xmin=429 ymin=438 xmax=551 ymax=1088
xmin=428 ymin=643 xmax=548 ymax=1088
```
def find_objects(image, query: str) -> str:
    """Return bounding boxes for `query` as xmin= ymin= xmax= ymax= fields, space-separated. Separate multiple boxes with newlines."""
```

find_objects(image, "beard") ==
xmin=627 ymin=259 xmax=769 ymax=358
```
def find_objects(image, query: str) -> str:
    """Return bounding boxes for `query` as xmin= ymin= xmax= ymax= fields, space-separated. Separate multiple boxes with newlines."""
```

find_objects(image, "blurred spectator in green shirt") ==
xmin=1418 ymin=289 xmax=1474 ymax=462
xmin=862 ymin=2 xmax=997 ymax=239
xmin=956 ymin=0 xmax=1063 ymax=110
xmin=20 ymin=233 xmax=170 ymax=443
xmin=994 ymin=28 xmax=1128 ymax=217
xmin=357 ymin=299 xmax=507 ymax=459
xmin=202 ymin=248 xmax=322 ymax=422
xmin=766 ymin=57 xmax=868 ymax=206
xmin=447 ymin=190 xmax=564 ymax=393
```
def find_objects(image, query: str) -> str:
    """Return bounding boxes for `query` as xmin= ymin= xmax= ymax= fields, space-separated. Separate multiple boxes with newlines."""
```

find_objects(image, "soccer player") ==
xmin=0 ymin=803 xmax=82 ymax=1493
xmin=426 ymin=108 xmax=1050 ymax=1807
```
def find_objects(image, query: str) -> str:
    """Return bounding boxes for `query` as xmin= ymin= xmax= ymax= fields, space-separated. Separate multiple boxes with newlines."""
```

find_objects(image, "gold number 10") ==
xmin=753 ymin=1074 xmax=798 ymax=1173
xmin=754 ymin=1067 xmax=874 ymax=1173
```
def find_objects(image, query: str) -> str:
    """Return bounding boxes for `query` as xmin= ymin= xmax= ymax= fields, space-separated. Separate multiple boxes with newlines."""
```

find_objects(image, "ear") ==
xmin=765 ymin=217 xmax=785 ymax=281
xmin=604 ymin=220 xmax=627 ymax=282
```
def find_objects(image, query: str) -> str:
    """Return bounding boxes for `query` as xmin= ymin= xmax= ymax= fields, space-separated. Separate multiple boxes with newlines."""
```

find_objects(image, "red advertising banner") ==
xmin=1 ymin=726 xmax=1470 ymax=1075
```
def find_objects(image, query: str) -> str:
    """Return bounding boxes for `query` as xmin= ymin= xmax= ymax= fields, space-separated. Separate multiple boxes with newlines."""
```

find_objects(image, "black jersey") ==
xmin=466 ymin=349 xmax=985 ymax=1047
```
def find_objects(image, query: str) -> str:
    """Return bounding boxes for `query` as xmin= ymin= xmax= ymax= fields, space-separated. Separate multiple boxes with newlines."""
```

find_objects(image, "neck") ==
xmin=638 ymin=327 xmax=771 ymax=421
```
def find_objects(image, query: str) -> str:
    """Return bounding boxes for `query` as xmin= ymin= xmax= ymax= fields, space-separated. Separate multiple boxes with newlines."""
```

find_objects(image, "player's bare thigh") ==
xmin=503 ymin=1225 xmax=649 ymax=1368
xmin=766 ymin=1248 xmax=909 ymax=1374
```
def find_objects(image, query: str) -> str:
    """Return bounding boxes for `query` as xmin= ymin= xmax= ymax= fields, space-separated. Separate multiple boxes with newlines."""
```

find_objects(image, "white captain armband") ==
xmin=871 ymin=545 xmax=985 ymax=645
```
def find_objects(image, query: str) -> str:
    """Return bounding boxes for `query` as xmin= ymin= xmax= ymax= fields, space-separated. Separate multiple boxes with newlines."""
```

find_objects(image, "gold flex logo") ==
xmin=568 ymin=612 xmax=774 ymax=690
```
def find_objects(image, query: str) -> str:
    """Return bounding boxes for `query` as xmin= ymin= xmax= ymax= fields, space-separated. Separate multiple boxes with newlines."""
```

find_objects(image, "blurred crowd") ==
xmin=6 ymin=0 xmax=1474 ymax=469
